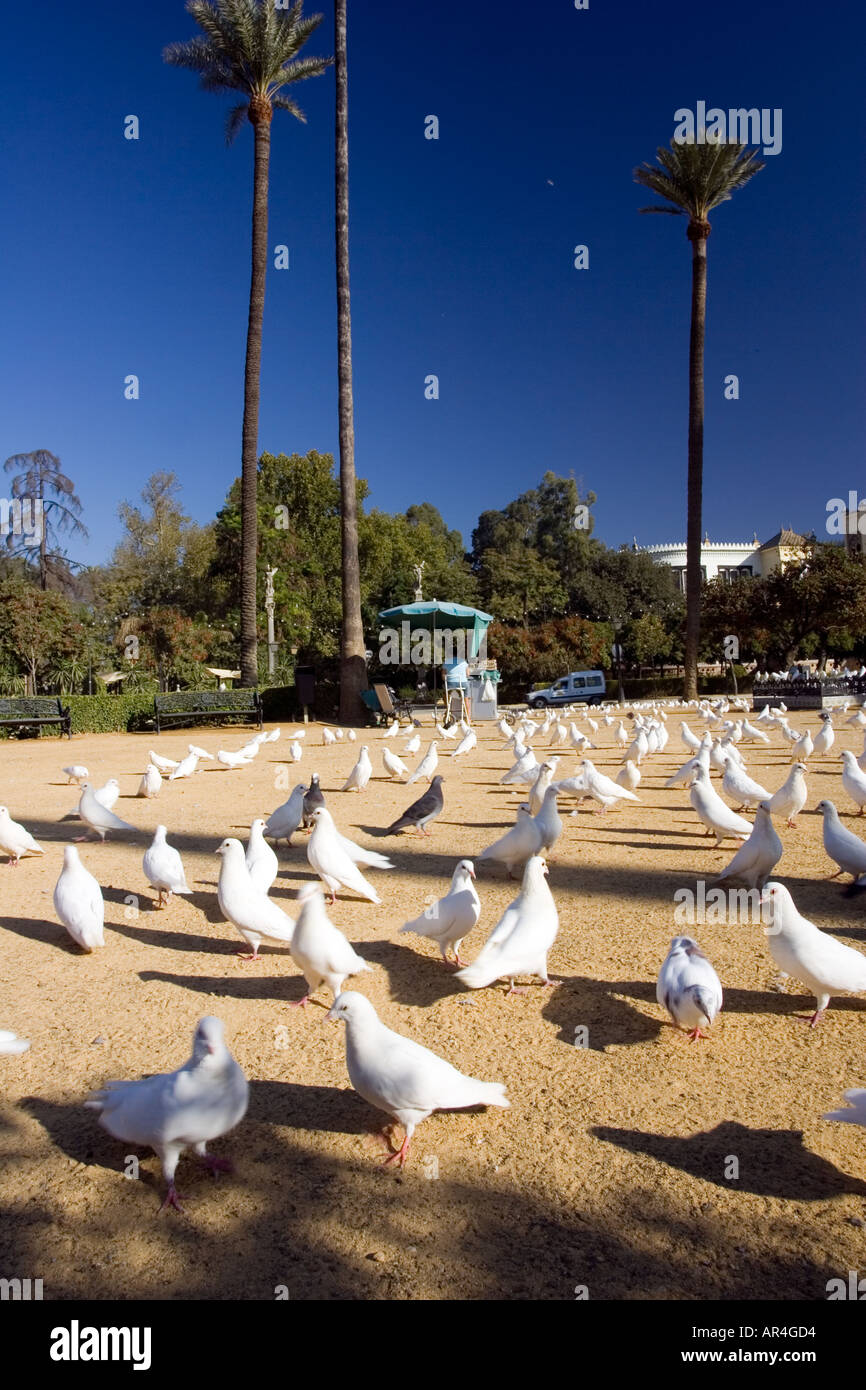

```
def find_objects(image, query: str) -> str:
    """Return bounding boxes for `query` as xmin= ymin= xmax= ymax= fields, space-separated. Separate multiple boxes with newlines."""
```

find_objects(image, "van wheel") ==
xmin=530 ymin=697 xmax=547 ymax=710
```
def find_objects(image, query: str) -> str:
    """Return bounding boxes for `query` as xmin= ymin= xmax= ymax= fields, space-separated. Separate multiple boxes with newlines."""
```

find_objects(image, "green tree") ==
xmin=635 ymin=134 xmax=765 ymax=700
xmin=164 ymin=0 xmax=331 ymax=686
xmin=3 ymin=449 xmax=88 ymax=592
xmin=0 ymin=581 xmax=87 ymax=694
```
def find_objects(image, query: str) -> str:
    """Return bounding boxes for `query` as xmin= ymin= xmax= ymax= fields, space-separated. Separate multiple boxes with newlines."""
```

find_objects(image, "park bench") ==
xmin=154 ymin=689 xmax=263 ymax=734
xmin=0 ymin=696 xmax=71 ymax=738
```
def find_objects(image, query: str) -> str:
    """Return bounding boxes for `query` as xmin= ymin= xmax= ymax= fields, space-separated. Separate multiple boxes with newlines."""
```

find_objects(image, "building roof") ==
xmin=758 ymin=528 xmax=809 ymax=550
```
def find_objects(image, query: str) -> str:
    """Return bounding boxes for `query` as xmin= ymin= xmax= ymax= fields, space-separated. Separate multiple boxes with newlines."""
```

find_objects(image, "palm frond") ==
xmin=635 ymin=135 xmax=765 ymax=221
xmin=270 ymin=93 xmax=305 ymax=122
xmin=225 ymin=100 xmax=249 ymax=144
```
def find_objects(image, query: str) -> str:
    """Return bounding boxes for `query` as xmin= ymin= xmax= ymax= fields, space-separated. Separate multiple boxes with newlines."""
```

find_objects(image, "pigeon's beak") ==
xmin=324 ymin=1005 xmax=338 ymax=1024
xmin=469 ymin=868 xmax=476 ymax=879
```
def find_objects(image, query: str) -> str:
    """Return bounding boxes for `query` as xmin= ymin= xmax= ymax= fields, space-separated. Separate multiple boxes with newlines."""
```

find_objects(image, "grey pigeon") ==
xmin=303 ymin=774 xmax=325 ymax=828
xmin=386 ymin=775 xmax=444 ymax=837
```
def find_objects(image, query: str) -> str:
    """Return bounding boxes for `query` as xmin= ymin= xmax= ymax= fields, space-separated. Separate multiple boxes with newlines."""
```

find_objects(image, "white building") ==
xmin=641 ymin=530 xmax=809 ymax=591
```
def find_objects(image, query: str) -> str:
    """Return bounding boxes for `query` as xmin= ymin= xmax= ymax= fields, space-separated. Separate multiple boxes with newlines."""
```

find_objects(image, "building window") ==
xmin=717 ymin=566 xmax=753 ymax=584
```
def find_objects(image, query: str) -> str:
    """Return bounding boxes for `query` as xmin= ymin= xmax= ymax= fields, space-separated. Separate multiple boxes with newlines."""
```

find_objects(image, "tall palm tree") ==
xmin=3 ymin=449 xmax=88 ymax=591
xmin=334 ymin=0 xmax=366 ymax=723
xmin=164 ymin=0 xmax=331 ymax=687
xmin=635 ymin=134 xmax=764 ymax=700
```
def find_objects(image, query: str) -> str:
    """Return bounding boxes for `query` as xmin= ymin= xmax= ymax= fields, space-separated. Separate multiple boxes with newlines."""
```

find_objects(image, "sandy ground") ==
xmin=1 ymin=706 xmax=866 ymax=1302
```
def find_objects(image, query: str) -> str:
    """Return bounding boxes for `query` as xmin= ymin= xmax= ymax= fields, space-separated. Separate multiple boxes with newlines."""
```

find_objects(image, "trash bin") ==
xmin=469 ymin=668 xmax=499 ymax=721
xmin=295 ymin=665 xmax=315 ymax=711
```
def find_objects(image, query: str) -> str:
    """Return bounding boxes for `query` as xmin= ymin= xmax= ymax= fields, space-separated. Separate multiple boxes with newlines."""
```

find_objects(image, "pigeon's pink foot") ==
xmin=453 ymin=954 xmax=468 ymax=968
xmin=506 ymin=981 xmax=528 ymax=995
xmin=159 ymin=1185 xmax=187 ymax=1214
xmin=539 ymin=977 xmax=555 ymax=988
xmin=72 ymin=835 xmax=91 ymax=844
xmin=808 ymin=1010 xmax=825 ymax=1028
xmin=236 ymin=951 xmax=259 ymax=962
xmin=290 ymin=995 xmax=310 ymax=1008
xmin=9 ymin=859 xmax=19 ymax=868
xmin=381 ymin=1132 xmax=411 ymax=1168
xmin=687 ymin=1027 xmax=706 ymax=1042
xmin=199 ymin=1153 xmax=233 ymax=1178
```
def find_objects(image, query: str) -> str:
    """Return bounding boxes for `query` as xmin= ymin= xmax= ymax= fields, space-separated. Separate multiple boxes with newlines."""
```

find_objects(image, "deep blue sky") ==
xmin=2 ymin=0 xmax=864 ymax=568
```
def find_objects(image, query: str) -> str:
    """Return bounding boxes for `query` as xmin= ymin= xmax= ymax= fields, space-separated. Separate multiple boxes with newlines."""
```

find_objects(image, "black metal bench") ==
xmin=154 ymin=689 xmax=263 ymax=734
xmin=0 ymin=696 xmax=71 ymax=737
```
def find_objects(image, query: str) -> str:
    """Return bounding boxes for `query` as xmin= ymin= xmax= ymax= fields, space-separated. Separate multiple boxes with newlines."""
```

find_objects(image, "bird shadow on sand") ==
xmin=18 ymin=1095 xmax=158 ymax=1178
xmin=139 ymin=968 xmax=302 ymax=1003
xmin=248 ymin=1080 xmax=372 ymax=1136
xmin=0 ymin=915 xmax=84 ymax=954
xmin=359 ymin=939 xmax=464 ymax=1007
xmin=591 ymin=1121 xmax=866 ymax=1199
xmin=111 ymin=920 xmax=231 ymax=953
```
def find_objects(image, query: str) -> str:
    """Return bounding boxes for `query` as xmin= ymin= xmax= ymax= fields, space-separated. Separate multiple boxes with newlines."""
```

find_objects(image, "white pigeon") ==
xmin=85 ymin=1016 xmax=249 ymax=1212
xmin=188 ymin=744 xmax=215 ymax=760
xmin=533 ymin=786 xmax=562 ymax=854
xmin=714 ymin=803 xmax=782 ymax=890
xmin=760 ymin=881 xmax=866 ymax=1025
xmin=0 ymin=1029 xmax=30 ymax=1055
xmin=614 ymin=721 xmax=629 ymax=747
xmin=137 ymin=764 xmax=163 ymax=798
xmin=765 ymin=763 xmax=808 ymax=827
xmin=616 ymin=760 xmax=641 ymax=792
xmin=264 ymin=784 xmax=307 ymax=845
xmin=285 ymin=729 xmax=306 ymax=741
xmin=54 ymin=845 xmax=104 ymax=950
xmin=824 ymin=1088 xmax=866 ymax=1130
xmin=501 ymin=749 xmax=539 ymax=786
xmin=841 ymin=750 xmax=866 ymax=814
xmin=325 ymin=991 xmax=509 ymax=1168
xmin=288 ymin=740 xmax=303 ymax=762
xmin=816 ymin=800 xmax=866 ymax=881
xmin=406 ymin=740 xmax=439 ymax=786
xmin=168 ymin=751 xmax=200 ymax=781
xmin=342 ymin=746 xmax=372 ymax=792
xmin=740 ymin=720 xmax=770 ymax=744
xmin=322 ymin=727 xmax=337 ymax=745
xmin=657 ymin=936 xmax=723 ymax=1041
xmin=451 ymin=728 xmax=477 ymax=758
xmin=791 ymin=730 xmax=814 ymax=763
xmin=62 ymin=765 xmax=89 ymax=785
xmin=404 ymin=733 xmax=421 ymax=756
xmin=457 ymin=856 xmax=558 ymax=993
xmin=216 ymin=838 xmax=295 ymax=959
xmin=264 ymin=728 xmax=281 ymax=743
xmin=148 ymin=750 xmax=180 ymax=772
xmin=92 ymin=778 xmax=120 ymax=811
xmin=436 ymin=721 xmax=457 ymax=740
xmin=577 ymin=758 xmax=640 ymax=813
xmin=382 ymin=747 xmax=409 ymax=781
xmin=812 ymin=716 xmax=835 ymax=757
xmin=689 ymin=766 xmax=751 ymax=845
xmin=143 ymin=825 xmax=192 ymax=907
xmin=245 ymin=818 xmax=279 ymax=893
xmin=721 ymin=761 xmax=771 ymax=811
xmin=217 ymin=748 xmax=255 ymax=770
xmin=381 ymin=719 xmax=400 ymax=739
xmin=846 ymin=708 xmax=866 ymax=728
xmin=347 ymin=729 xmax=357 ymax=742
xmin=289 ymin=884 xmax=372 ymax=1005
xmin=76 ymin=784 xmax=136 ymax=841
xmin=477 ymin=811 xmax=543 ymax=878
xmin=679 ymin=723 xmax=701 ymax=752
xmin=0 ymin=807 xmax=44 ymax=866
xmin=335 ymin=729 xmax=345 ymax=741
xmin=400 ymin=860 xmax=480 ymax=966
xmin=306 ymin=807 xmax=381 ymax=904
xmin=528 ymin=762 xmax=558 ymax=817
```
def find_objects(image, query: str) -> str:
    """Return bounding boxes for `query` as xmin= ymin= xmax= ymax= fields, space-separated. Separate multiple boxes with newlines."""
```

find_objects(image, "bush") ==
xmin=66 ymin=693 xmax=156 ymax=734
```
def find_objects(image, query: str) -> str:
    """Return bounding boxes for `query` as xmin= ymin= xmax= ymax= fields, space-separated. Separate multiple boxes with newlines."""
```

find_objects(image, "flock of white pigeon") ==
xmin=2 ymin=695 xmax=866 ymax=1214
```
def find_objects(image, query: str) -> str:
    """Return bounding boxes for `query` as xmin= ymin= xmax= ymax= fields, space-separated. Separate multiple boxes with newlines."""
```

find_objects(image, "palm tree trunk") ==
xmin=683 ymin=222 xmax=709 ymax=701
xmin=239 ymin=103 xmax=272 ymax=687
xmin=335 ymin=0 xmax=366 ymax=724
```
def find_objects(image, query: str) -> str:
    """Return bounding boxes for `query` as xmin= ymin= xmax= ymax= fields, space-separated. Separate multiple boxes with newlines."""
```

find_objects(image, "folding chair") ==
xmin=372 ymin=682 xmax=414 ymax=723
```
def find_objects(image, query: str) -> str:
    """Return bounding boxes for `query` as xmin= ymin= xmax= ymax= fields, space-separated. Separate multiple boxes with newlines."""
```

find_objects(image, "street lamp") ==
xmin=612 ymin=620 xmax=626 ymax=707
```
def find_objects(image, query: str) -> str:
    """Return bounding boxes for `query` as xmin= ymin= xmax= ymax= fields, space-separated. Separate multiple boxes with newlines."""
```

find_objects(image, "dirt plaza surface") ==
xmin=1 ymin=707 xmax=865 ymax=1301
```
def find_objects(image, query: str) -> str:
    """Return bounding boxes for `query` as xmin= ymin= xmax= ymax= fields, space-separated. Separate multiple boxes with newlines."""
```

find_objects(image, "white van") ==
xmin=526 ymin=670 xmax=606 ymax=708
